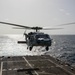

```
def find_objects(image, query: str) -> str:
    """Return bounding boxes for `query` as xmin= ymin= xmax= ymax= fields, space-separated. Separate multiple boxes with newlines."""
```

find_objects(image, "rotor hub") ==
xmin=31 ymin=27 xmax=43 ymax=32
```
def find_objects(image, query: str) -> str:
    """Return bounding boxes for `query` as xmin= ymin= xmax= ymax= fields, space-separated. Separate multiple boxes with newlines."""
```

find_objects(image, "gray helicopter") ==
xmin=0 ymin=21 xmax=74 ymax=51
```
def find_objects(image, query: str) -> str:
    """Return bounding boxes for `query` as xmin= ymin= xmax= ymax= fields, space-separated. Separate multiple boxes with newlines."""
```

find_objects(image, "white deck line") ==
xmin=0 ymin=62 xmax=3 ymax=75
xmin=23 ymin=56 xmax=39 ymax=75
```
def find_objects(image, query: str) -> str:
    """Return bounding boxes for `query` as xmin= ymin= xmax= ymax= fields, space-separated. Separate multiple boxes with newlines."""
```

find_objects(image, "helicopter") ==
xmin=0 ymin=21 xmax=75 ymax=51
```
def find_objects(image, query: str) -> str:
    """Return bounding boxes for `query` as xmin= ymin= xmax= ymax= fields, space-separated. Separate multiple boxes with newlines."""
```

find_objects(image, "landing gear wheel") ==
xmin=46 ymin=46 xmax=49 ymax=51
xmin=29 ymin=47 xmax=32 ymax=51
xmin=27 ymin=47 xmax=28 ymax=49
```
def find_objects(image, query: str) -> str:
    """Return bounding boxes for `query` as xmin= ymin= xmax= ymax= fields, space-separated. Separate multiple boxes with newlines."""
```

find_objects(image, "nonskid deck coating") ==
xmin=0 ymin=55 xmax=75 ymax=75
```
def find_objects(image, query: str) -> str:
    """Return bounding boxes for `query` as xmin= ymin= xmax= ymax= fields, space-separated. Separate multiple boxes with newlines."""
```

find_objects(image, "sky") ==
xmin=0 ymin=0 xmax=75 ymax=34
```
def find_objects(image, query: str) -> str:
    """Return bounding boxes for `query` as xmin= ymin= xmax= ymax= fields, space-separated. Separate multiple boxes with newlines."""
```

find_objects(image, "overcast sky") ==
xmin=0 ymin=0 xmax=75 ymax=34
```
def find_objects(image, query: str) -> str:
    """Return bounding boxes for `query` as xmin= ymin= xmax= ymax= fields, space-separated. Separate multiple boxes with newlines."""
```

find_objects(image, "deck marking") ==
xmin=48 ymin=59 xmax=75 ymax=75
xmin=0 ymin=62 xmax=3 ymax=75
xmin=23 ymin=56 xmax=39 ymax=75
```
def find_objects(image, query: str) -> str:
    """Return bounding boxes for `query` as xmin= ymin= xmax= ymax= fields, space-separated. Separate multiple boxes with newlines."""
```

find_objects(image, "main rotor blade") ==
xmin=0 ymin=21 xmax=31 ymax=29
xmin=12 ymin=27 xmax=26 ymax=29
xmin=12 ymin=27 xmax=32 ymax=30
xmin=42 ymin=28 xmax=63 ymax=30
xmin=57 ymin=22 xmax=75 ymax=26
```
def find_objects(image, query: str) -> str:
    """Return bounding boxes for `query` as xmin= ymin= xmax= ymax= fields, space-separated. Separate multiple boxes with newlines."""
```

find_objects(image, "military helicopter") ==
xmin=0 ymin=21 xmax=75 ymax=51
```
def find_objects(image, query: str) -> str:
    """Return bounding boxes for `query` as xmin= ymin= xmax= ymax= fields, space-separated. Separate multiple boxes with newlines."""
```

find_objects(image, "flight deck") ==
xmin=0 ymin=55 xmax=75 ymax=75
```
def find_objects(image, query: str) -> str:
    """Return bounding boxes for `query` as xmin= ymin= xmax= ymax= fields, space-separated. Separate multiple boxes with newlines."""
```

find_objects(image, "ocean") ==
xmin=0 ymin=35 xmax=75 ymax=67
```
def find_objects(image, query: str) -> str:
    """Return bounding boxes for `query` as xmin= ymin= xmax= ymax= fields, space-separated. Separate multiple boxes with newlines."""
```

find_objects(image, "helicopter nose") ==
xmin=37 ymin=40 xmax=51 ymax=46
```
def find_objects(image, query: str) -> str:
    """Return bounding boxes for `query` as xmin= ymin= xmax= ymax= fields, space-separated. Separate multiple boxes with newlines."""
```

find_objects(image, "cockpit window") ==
xmin=36 ymin=34 xmax=50 ymax=39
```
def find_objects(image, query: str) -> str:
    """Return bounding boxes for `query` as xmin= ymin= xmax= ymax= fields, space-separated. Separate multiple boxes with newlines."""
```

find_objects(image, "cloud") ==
xmin=59 ymin=8 xmax=70 ymax=16
xmin=53 ymin=17 xmax=58 ymax=21
xmin=66 ymin=12 xmax=70 ymax=16
xmin=59 ymin=9 xmax=65 ymax=12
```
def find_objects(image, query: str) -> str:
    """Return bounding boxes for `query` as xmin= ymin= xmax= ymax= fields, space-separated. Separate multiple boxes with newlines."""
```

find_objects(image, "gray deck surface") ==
xmin=0 ymin=55 xmax=75 ymax=75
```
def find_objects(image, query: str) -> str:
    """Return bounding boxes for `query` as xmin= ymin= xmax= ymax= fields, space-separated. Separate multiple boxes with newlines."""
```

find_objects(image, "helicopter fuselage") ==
xmin=25 ymin=32 xmax=52 ymax=50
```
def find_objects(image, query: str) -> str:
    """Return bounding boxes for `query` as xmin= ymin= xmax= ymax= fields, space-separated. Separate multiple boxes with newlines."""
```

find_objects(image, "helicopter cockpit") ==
xmin=36 ymin=34 xmax=50 ymax=40
xmin=35 ymin=34 xmax=52 ymax=47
